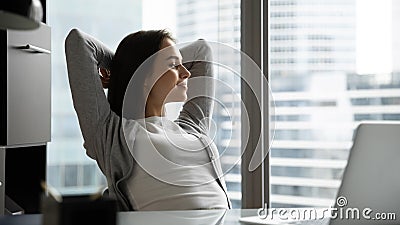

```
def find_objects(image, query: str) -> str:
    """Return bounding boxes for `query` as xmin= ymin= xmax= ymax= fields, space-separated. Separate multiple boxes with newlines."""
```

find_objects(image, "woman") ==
xmin=65 ymin=29 xmax=231 ymax=211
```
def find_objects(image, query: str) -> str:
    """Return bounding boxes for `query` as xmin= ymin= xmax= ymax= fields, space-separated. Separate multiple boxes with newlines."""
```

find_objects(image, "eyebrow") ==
xmin=165 ymin=55 xmax=182 ymax=61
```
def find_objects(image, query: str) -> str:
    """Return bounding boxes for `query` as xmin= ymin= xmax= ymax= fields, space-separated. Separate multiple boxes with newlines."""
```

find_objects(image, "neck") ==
xmin=145 ymin=99 xmax=165 ymax=118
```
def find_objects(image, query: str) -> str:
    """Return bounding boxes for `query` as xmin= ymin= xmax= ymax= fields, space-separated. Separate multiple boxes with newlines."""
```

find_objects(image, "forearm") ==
xmin=178 ymin=40 xmax=215 ymax=132
xmin=65 ymin=28 xmax=114 ymax=149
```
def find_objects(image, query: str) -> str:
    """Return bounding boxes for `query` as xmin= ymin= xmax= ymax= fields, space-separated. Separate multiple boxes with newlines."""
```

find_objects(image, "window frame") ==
xmin=240 ymin=0 xmax=270 ymax=209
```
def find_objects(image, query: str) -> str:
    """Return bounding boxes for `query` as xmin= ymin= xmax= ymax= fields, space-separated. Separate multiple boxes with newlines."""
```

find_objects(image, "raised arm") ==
xmin=65 ymin=28 xmax=114 ymax=151
xmin=177 ymin=40 xmax=215 ymax=134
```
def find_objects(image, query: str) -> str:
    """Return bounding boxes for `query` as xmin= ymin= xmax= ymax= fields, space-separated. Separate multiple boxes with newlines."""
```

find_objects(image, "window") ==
xmin=48 ymin=0 xmax=242 ymax=207
xmin=269 ymin=0 xmax=400 ymax=207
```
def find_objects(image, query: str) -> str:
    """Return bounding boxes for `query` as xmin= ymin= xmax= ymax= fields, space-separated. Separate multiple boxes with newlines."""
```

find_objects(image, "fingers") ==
xmin=99 ymin=68 xmax=111 ymax=89
xmin=99 ymin=68 xmax=110 ymax=78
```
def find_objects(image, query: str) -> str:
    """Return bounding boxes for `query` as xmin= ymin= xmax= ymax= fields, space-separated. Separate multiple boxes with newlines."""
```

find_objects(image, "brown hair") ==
xmin=108 ymin=30 xmax=174 ymax=119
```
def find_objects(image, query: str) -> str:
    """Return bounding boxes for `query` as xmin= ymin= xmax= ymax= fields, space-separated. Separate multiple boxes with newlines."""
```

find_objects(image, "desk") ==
xmin=0 ymin=209 xmax=330 ymax=225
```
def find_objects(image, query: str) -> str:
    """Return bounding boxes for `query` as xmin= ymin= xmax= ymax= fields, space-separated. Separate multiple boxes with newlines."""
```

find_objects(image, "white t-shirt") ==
xmin=124 ymin=116 xmax=228 ymax=210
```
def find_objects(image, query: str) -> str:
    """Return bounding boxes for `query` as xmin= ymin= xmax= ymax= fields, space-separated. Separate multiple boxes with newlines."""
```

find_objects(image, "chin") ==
xmin=165 ymin=87 xmax=187 ymax=103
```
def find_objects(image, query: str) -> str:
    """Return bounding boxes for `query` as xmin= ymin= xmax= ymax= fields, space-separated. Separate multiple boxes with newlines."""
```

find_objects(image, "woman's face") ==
xmin=147 ymin=38 xmax=191 ymax=105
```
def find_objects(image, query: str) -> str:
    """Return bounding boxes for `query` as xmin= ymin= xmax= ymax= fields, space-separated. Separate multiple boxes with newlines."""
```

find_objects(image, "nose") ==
xmin=179 ymin=64 xmax=191 ymax=80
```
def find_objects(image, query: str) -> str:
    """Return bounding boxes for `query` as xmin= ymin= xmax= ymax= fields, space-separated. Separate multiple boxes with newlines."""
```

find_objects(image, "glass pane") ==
xmin=48 ymin=0 xmax=241 ymax=207
xmin=269 ymin=0 xmax=400 ymax=207
xmin=83 ymin=164 xmax=96 ymax=186
xmin=47 ymin=0 xmax=141 ymax=195
xmin=64 ymin=165 xmax=78 ymax=187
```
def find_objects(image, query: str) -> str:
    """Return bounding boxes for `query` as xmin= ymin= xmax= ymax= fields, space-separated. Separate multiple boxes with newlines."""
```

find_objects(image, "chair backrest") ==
xmin=330 ymin=122 xmax=400 ymax=225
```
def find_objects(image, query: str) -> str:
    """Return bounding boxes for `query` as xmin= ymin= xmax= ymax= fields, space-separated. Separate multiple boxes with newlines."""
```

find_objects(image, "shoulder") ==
xmin=65 ymin=28 xmax=85 ymax=46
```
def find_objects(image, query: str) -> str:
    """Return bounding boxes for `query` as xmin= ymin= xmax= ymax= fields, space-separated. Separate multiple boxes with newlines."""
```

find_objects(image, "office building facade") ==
xmin=270 ymin=0 xmax=400 ymax=208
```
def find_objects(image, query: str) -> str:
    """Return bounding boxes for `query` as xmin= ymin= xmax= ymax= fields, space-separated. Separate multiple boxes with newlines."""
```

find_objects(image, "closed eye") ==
xmin=169 ymin=62 xmax=181 ymax=70
xmin=166 ymin=55 xmax=183 ymax=70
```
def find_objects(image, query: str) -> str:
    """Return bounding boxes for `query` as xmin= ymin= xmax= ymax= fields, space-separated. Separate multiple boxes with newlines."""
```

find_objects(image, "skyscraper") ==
xmin=269 ymin=0 xmax=357 ymax=207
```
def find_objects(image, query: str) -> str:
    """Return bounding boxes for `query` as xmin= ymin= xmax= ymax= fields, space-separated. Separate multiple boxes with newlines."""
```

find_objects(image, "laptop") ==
xmin=240 ymin=122 xmax=400 ymax=224
xmin=329 ymin=121 xmax=400 ymax=225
